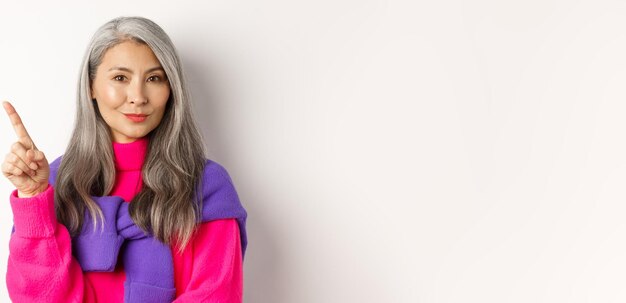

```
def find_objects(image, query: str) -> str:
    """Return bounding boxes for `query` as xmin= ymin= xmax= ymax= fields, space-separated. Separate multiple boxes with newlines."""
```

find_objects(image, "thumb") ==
xmin=26 ymin=150 xmax=45 ymax=167
xmin=29 ymin=149 xmax=45 ymax=162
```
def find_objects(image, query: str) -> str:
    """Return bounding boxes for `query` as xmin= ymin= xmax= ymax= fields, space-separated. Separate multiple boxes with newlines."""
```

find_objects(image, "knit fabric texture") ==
xmin=45 ymin=139 xmax=248 ymax=303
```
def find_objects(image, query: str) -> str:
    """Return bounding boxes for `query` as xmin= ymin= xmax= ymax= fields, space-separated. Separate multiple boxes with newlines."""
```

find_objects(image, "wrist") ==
xmin=17 ymin=184 xmax=48 ymax=198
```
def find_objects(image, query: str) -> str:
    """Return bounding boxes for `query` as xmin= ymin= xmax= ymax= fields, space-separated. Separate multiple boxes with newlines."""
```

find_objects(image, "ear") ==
xmin=89 ymin=78 xmax=95 ymax=99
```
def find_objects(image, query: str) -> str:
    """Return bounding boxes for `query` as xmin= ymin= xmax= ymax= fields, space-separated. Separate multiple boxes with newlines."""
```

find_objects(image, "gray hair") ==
xmin=55 ymin=16 xmax=207 ymax=252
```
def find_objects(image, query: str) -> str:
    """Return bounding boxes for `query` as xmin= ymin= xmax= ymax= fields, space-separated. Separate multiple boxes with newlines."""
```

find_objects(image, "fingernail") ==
xmin=29 ymin=163 xmax=37 ymax=170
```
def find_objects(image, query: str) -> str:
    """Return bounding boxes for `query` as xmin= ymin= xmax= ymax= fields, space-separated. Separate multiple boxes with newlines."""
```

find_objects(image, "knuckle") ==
xmin=11 ymin=142 xmax=22 ymax=152
xmin=7 ymin=153 xmax=17 ymax=163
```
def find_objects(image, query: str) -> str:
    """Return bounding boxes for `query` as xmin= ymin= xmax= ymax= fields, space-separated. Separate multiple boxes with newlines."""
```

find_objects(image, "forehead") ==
xmin=99 ymin=41 xmax=162 ymax=70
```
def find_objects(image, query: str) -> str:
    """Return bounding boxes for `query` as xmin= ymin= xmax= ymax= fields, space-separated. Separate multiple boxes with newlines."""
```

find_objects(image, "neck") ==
xmin=112 ymin=136 xmax=149 ymax=171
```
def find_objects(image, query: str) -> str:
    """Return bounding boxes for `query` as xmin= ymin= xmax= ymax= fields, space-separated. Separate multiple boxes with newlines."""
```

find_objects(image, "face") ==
xmin=91 ymin=40 xmax=171 ymax=143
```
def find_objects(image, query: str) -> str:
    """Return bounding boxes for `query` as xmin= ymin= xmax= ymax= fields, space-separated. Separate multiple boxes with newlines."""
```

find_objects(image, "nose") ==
xmin=128 ymin=79 xmax=148 ymax=104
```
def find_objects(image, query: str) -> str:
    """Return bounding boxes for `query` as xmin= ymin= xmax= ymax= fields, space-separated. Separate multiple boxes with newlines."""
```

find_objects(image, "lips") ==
xmin=124 ymin=113 xmax=148 ymax=122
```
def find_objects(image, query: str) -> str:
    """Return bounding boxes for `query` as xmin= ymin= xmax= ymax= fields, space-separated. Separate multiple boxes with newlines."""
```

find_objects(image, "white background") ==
xmin=1 ymin=1 xmax=626 ymax=302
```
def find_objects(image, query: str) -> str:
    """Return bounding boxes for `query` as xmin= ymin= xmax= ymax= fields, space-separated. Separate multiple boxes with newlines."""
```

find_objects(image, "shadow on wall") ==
xmin=182 ymin=51 xmax=286 ymax=303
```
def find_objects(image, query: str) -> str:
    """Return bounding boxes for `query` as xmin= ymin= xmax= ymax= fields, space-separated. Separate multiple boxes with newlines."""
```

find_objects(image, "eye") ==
xmin=113 ymin=75 xmax=127 ymax=81
xmin=147 ymin=75 xmax=161 ymax=82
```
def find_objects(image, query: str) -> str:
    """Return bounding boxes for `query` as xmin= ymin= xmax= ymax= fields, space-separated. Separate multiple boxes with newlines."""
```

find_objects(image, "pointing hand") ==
xmin=1 ymin=101 xmax=50 ymax=197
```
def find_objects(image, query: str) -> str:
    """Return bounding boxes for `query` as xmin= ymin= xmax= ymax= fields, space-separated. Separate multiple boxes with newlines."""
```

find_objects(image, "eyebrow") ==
xmin=108 ymin=66 xmax=165 ymax=73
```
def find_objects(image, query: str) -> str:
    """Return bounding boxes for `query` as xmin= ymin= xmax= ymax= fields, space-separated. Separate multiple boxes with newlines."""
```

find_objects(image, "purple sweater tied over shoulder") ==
xmin=44 ymin=157 xmax=248 ymax=303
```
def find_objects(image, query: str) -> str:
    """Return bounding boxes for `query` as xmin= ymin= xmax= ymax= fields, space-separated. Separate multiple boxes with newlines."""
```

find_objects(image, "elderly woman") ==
xmin=2 ymin=16 xmax=247 ymax=302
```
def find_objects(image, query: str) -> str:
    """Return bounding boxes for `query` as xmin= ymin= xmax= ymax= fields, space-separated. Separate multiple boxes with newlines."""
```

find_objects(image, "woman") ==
xmin=1 ymin=16 xmax=247 ymax=302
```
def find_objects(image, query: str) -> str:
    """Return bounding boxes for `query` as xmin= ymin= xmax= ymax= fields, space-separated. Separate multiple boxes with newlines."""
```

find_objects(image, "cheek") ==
xmin=147 ymin=86 xmax=171 ymax=123
xmin=147 ymin=85 xmax=171 ymax=103
xmin=153 ymin=102 xmax=169 ymax=123
xmin=94 ymin=82 xmax=126 ymax=108
xmin=102 ymin=86 xmax=125 ymax=105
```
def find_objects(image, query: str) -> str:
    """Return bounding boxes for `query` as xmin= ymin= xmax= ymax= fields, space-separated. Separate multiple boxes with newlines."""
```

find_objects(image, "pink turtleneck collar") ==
xmin=112 ymin=136 xmax=149 ymax=171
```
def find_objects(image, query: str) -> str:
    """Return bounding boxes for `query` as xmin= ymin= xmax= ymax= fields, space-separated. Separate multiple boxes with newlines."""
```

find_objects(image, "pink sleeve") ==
xmin=173 ymin=219 xmax=244 ymax=302
xmin=6 ymin=184 xmax=88 ymax=303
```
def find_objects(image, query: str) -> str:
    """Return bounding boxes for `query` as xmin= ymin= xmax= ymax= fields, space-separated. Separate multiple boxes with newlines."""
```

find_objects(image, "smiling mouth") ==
xmin=124 ymin=113 xmax=148 ymax=122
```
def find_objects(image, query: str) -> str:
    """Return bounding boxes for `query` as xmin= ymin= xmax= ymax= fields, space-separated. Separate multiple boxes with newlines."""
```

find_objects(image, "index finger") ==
xmin=2 ymin=101 xmax=36 ymax=151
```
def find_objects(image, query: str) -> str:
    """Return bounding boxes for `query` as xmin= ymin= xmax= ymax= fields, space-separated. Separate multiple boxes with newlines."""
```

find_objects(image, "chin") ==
xmin=129 ymin=133 xmax=148 ymax=139
xmin=120 ymin=130 xmax=147 ymax=140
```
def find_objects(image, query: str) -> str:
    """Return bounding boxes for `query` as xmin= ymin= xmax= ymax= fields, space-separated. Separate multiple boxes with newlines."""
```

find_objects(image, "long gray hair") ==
xmin=55 ymin=16 xmax=207 ymax=252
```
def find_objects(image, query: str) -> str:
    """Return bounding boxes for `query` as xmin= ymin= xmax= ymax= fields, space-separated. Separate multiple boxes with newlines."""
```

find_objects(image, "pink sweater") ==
xmin=6 ymin=137 xmax=243 ymax=302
